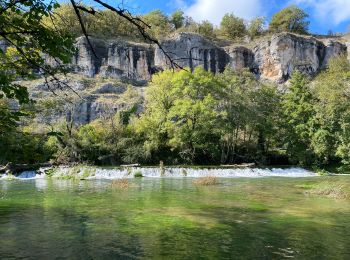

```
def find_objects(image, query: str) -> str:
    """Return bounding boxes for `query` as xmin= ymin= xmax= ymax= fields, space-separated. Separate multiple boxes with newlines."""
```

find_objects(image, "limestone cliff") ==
xmin=154 ymin=33 xmax=229 ymax=73
xmin=67 ymin=32 xmax=347 ymax=84
xmin=251 ymin=33 xmax=347 ymax=82
xmin=25 ymin=32 xmax=348 ymax=126
xmin=72 ymin=37 xmax=154 ymax=84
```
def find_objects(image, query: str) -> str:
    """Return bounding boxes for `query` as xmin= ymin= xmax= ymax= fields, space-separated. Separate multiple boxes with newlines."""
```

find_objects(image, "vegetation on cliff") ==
xmin=44 ymin=4 xmax=311 ymax=42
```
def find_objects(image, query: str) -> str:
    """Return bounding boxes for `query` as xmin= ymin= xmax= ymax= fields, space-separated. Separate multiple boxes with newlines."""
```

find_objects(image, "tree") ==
xmin=220 ymin=13 xmax=246 ymax=40
xmin=171 ymin=10 xmax=185 ymax=30
xmin=217 ymin=68 xmax=280 ymax=164
xmin=198 ymin=20 xmax=216 ymax=39
xmin=312 ymin=56 xmax=350 ymax=166
xmin=269 ymin=5 xmax=309 ymax=34
xmin=136 ymin=67 xmax=224 ymax=164
xmin=142 ymin=10 xmax=172 ymax=39
xmin=0 ymin=1 xmax=75 ymax=103
xmin=135 ymin=70 xmax=178 ymax=162
xmin=166 ymin=67 xmax=224 ymax=163
xmin=247 ymin=17 xmax=265 ymax=39
xmin=281 ymin=71 xmax=315 ymax=165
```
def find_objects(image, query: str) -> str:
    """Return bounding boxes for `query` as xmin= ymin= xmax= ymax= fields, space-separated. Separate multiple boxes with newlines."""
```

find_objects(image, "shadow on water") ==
xmin=0 ymin=177 xmax=349 ymax=259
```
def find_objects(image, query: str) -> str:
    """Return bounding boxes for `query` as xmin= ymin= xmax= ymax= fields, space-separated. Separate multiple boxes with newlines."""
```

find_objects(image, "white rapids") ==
xmin=0 ymin=166 xmax=317 ymax=180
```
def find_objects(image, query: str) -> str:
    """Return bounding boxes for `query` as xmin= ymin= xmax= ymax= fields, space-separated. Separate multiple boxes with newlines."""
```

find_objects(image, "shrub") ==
xmin=134 ymin=171 xmax=143 ymax=178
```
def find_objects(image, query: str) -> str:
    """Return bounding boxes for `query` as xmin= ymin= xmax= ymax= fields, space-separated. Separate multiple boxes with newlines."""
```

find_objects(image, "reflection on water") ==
xmin=0 ymin=177 xmax=349 ymax=259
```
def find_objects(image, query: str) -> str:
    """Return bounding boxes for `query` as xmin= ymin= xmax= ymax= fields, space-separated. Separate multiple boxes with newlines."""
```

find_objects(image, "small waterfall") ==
xmin=1 ymin=166 xmax=317 ymax=180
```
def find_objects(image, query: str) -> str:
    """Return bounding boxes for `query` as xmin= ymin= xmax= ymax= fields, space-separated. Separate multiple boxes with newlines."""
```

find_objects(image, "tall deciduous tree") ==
xmin=247 ymin=17 xmax=266 ymax=39
xmin=171 ymin=10 xmax=185 ymax=30
xmin=269 ymin=5 xmax=309 ymax=34
xmin=220 ymin=13 xmax=246 ymax=40
xmin=313 ymin=56 xmax=350 ymax=166
xmin=281 ymin=71 xmax=315 ymax=165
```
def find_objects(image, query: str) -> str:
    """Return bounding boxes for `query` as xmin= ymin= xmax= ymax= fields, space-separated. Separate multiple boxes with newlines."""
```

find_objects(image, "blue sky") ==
xmin=110 ymin=0 xmax=350 ymax=34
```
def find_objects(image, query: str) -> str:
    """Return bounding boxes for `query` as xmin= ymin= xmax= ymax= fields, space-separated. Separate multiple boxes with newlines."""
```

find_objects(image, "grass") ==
xmin=134 ymin=171 xmax=143 ymax=178
xmin=45 ymin=168 xmax=56 ymax=177
xmin=193 ymin=176 xmax=218 ymax=186
xmin=111 ymin=179 xmax=130 ymax=190
xmin=304 ymin=182 xmax=348 ymax=199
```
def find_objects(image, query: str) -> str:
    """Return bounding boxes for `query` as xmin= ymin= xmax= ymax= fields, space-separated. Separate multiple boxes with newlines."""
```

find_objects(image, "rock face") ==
xmin=225 ymin=46 xmax=254 ymax=71
xmin=28 ymin=77 xmax=142 ymax=125
xmin=66 ymin=33 xmax=347 ymax=84
xmin=154 ymin=33 xmax=229 ymax=73
xmin=252 ymin=33 xmax=347 ymax=82
xmin=100 ymin=41 xmax=154 ymax=84
xmin=72 ymin=37 xmax=108 ymax=77
xmin=72 ymin=37 xmax=154 ymax=84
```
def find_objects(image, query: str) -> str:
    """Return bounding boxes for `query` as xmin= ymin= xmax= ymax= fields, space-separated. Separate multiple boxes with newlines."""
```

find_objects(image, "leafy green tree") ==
xmin=135 ymin=70 xmax=175 ymax=162
xmin=269 ymin=5 xmax=309 ymax=34
xmin=220 ymin=13 xmax=246 ymax=40
xmin=247 ymin=17 xmax=265 ymax=39
xmin=171 ymin=10 xmax=185 ymax=30
xmin=0 ymin=1 xmax=75 ymax=103
xmin=167 ymin=68 xmax=223 ymax=163
xmin=313 ymin=56 xmax=350 ymax=166
xmin=281 ymin=71 xmax=315 ymax=165
xmin=142 ymin=10 xmax=172 ymax=39
xmin=218 ymin=68 xmax=280 ymax=164
xmin=198 ymin=20 xmax=216 ymax=38
xmin=136 ymin=67 xmax=224 ymax=163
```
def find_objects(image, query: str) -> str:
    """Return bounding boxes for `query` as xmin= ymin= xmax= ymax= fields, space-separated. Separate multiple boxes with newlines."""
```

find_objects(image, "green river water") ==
xmin=0 ymin=177 xmax=349 ymax=259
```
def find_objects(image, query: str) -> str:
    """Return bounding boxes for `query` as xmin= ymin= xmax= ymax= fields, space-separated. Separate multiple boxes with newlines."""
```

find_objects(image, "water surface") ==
xmin=0 ymin=177 xmax=349 ymax=259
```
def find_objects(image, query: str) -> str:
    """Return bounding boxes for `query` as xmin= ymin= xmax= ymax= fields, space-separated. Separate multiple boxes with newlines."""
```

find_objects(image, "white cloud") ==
xmin=184 ymin=0 xmax=264 ymax=25
xmin=292 ymin=0 xmax=350 ymax=25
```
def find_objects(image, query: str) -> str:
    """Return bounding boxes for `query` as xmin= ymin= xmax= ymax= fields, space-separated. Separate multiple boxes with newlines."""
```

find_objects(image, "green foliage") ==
xmin=0 ymin=1 xmax=75 ymax=101
xmin=247 ymin=17 xmax=266 ymax=39
xmin=166 ymin=67 xmax=224 ymax=163
xmin=0 ymin=0 xmax=75 ymax=140
xmin=142 ymin=10 xmax=172 ymax=39
xmin=136 ymin=67 xmax=224 ymax=164
xmin=220 ymin=13 xmax=246 ymax=40
xmin=269 ymin=5 xmax=309 ymax=34
xmin=45 ymin=168 xmax=56 ymax=177
xmin=171 ymin=10 xmax=185 ymax=30
xmin=198 ymin=20 xmax=216 ymax=39
xmin=133 ymin=171 xmax=143 ymax=178
xmin=218 ymin=68 xmax=280 ymax=164
xmin=281 ymin=71 xmax=315 ymax=165
xmin=312 ymin=56 xmax=350 ymax=165
xmin=45 ymin=4 xmax=138 ymax=40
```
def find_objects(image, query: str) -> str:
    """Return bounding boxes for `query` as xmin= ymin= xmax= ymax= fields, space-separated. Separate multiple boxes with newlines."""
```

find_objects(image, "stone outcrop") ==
xmin=72 ymin=37 xmax=154 ymax=84
xmin=99 ymin=41 xmax=154 ymax=84
xmin=251 ymin=33 xmax=347 ymax=82
xmin=154 ymin=33 xmax=229 ymax=73
xmin=72 ymin=37 xmax=108 ymax=77
xmin=28 ymin=33 xmax=348 ymax=125
xmin=224 ymin=46 xmax=254 ymax=71
xmin=66 ymin=33 xmax=347 ymax=84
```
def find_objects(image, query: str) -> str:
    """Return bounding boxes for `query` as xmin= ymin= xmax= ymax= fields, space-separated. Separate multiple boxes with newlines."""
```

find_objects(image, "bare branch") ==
xmin=76 ymin=5 xmax=96 ymax=15
xmin=70 ymin=0 xmax=98 ymax=58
